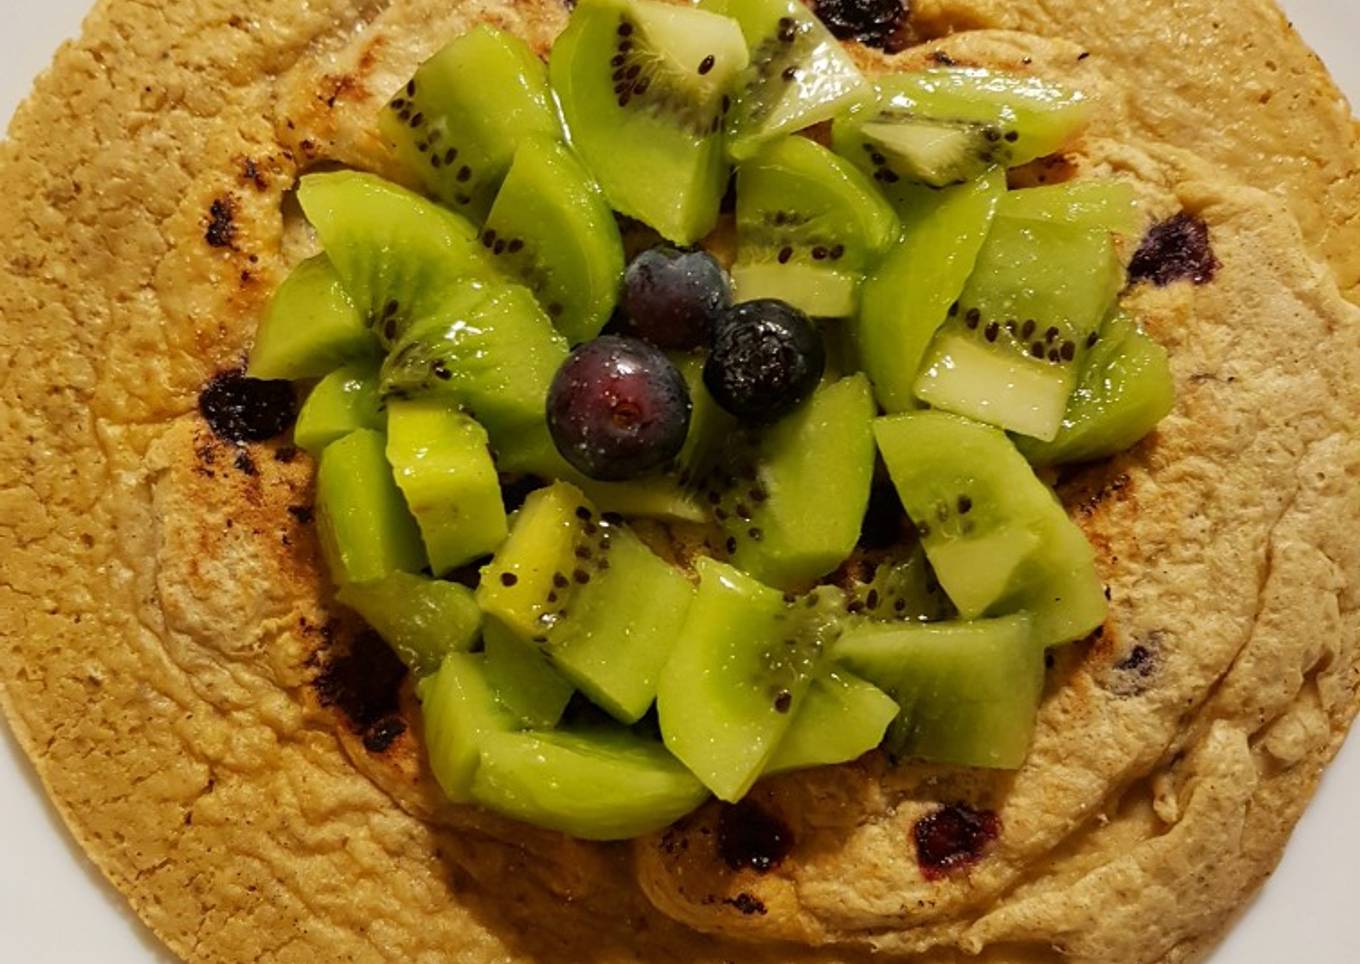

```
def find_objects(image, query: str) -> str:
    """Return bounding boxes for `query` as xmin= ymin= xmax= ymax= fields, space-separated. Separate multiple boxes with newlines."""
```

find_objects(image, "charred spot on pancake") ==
xmin=287 ymin=504 xmax=314 ymax=524
xmin=723 ymin=892 xmax=768 ymax=915
xmin=930 ymin=50 xmax=957 ymax=67
xmin=205 ymin=195 xmax=238 ymax=248
xmin=313 ymin=629 xmax=409 ymax=748
xmin=814 ymin=0 xmax=910 ymax=52
xmin=362 ymin=716 xmax=408 ymax=753
xmin=198 ymin=369 xmax=297 ymax=443
xmin=1008 ymin=153 xmax=1078 ymax=189
xmin=913 ymin=803 xmax=1000 ymax=880
xmin=233 ymin=449 xmax=257 ymax=476
xmin=1105 ymin=631 xmax=1165 ymax=696
xmin=716 ymin=799 xmax=794 ymax=873
xmin=240 ymin=157 xmax=268 ymax=191
xmin=274 ymin=445 xmax=299 ymax=464
xmin=1128 ymin=213 xmax=1219 ymax=287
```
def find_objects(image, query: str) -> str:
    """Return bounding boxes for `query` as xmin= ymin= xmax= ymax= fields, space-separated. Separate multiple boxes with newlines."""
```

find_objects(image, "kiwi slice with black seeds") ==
xmin=380 ymin=25 xmax=562 ymax=222
xmin=297 ymin=171 xmax=491 ymax=347
xmin=1015 ymin=310 xmax=1175 ymax=467
xmin=840 ymin=544 xmax=955 ymax=623
xmin=693 ymin=374 xmax=877 ymax=591
xmin=834 ymin=69 xmax=1092 ymax=190
xmin=914 ymin=214 xmax=1122 ymax=441
xmin=482 ymin=136 xmax=625 ymax=345
xmin=551 ymin=0 xmax=750 ymax=243
xmin=731 ymin=136 xmax=898 ymax=318
xmin=710 ymin=0 xmax=873 ymax=161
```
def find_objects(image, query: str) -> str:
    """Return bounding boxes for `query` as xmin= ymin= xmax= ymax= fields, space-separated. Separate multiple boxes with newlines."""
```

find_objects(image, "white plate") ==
xmin=1 ymin=2 xmax=1357 ymax=961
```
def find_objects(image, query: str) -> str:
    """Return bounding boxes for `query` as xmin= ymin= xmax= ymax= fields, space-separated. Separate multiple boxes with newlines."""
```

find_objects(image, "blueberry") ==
xmin=704 ymin=300 xmax=825 ymax=424
xmin=622 ymin=246 xmax=732 ymax=350
xmin=547 ymin=336 xmax=692 ymax=481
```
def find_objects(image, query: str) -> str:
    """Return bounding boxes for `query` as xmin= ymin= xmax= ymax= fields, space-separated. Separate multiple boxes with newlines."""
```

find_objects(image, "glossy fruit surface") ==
xmin=548 ymin=336 xmax=692 ymax=480
xmin=623 ymin=246 xmax=732 ymax=349
xmin=704 ymin=299 xmax=824 ymax=422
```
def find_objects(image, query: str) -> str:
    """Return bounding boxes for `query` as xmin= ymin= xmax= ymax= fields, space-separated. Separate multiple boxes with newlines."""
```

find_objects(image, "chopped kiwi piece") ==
xmin=858 ymin=118 xmax=1005 ymax=188
xmin=576 ymin=478 xmax=709 ymax=525
xmin=483 ymin=136 xmax=625 ymax=344
xmin=296 ymin=171 xmax=490 ymax=345
xmin=998 ymin=180 xmax=1142 ymax=236
xmin=315 ymin=429 xmax=426 ymax=586
xmin=478 ymin=483 xmax=695 ymax=723
xmin=765 ymin=669 xmax=898 ymax=774
xmin=855 ymin=172 xmax=1004 ymax=412
xmin=874 ymin=412 xmax=1107 ymax=645
xmin=380 ymin=25 xmax=562 ymax=221
xmin=386 ymin=399 xmax=508 ymax=575
xmin=482 ymin=618 xmax=575 ymax=729
xmin=550 ymin=0 xmax=749 ymax=243
xmin=337 ymin=572 xmax=481 ymax=677
xmin=294 ymin=360 xmax=386 ymax=457
xmin=471 ymin=724 xmax=710 ymax=840
xmin=418 ymin=653 xmax=514 ymax=803
xmin=834 ymin=69 xmax=1091 ymax=189
xmin=709 ymin=0 xmax=872 ymax=161
xmin=1016 ymin=311 xmax=1175 ymax=467
xmin=380 ymin=283 xmax=569 ymax=474
xmin=699 ymin=374 xmax=877 ymax=591
xmin=731 ymin=136 xmax=898 ymax=318
xmin=834 ymin=614 xmax=1042 ymax=769
xmin=841 ymin=545 xmax=955 ymax=623
xmin=674 ymin=352 xmax=737 ymax=485
xmin=657 ymin=559 xmax=843 ymax=800
xmin=914 ymin=216 xmax=1122 ymax=440
xmin=247 ymin=255 xmax=377 ymax=380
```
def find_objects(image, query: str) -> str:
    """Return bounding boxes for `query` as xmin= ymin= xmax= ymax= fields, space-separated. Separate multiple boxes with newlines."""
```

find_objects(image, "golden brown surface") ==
xmin=0 ymin=2 xmax=1356 ymax=962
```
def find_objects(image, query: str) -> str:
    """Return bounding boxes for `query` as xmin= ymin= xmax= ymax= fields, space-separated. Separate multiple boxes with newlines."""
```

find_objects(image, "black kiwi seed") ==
xmin=611 ymin=54 xmax=626 ymax=66
xmin=619 ymin=40 xmax=633 ymax=52
xmin=984 ymin=321 xmax=1000 ymax=342
xmin=1021 ymin=319 xmax=1036 ymax=339
xmin=985 ymin=129 xmax=1001 ymax=143
xmin=391 ymin=98 xmax=406 ymax=110
xmin=1031 ymin=342 xmax=1046 ymax=358
xmin=1005 ymin=131 xmax=1020 ymax=142
xmin=500 ymin=572 xmax=518 ymax=587
xmin=811 ymin=246 xmax=828 ymax=261
xmin=576 ymin=546 xmax=593 ymax=560
xmin=627 ymin=64 xmax=642 ymax=80
xmin=634 ymin=79 xmax=650 ymax=95
xmin=777 ymin=16 xmax=797 ymax=43
xmin=409 ymin=112 xmax=424 ymax=128
xmin=384 ymin=300 xmax=399 ymax=318
xmin=965 ymin=307 xmax=980 ymax=325
xmin=726 ymin=537 xmax=738 ymax=553
xmin=748 ymin=528 xmax=763 ymax=541
xmin=553 ymin=572 xmax=569 ymax=589
xmin=778 ymin=246 xmax=794 ymax=264
xmin=406 ymin=80 xmax=416 ymax=96
xmin=773 ymin=690 xmax=792 ymax=713
xmin=781 ymin=66 xmax=798 ymax=83
xmin=1061 ymin=341 xmax=1076 ymax=361
xmin=456 ymin=166 xmax=472 ymax=183
xmin=1048 ymin=349 xmax=1061 ymax=362
xmin=1045 ymin=325 xmax=1059 ymax=343
xmin=619 ymin=92 xmax=632 ymax=108
xmin=1005 ymin=320 xmax=1017 ymax=335
xmin=722 ymin=95 xmax=732 ymax=114
xmin=958 ymin=495 xmax=973 ymax=514
xmin=881 ymin=170 xmax=900 ymax=183
xmin=699 ymin=55 xmax=716 ymax=75
xmin=384 ymin=319 xmax=397 ymax=341
xmin=573 ymin=569 xmax=591 ymax=585
xmin=508 ymin=239 xmax=524 ymax=254
xmin=865 ymin=589 xmax=880 ymax=610
xmin=829 ymin=244 xmax=845 ymax=261
xmin=431 ymin=360 xmax=452 ymax=381
xmin=482 ymin=229 xmax=496 ymax=247
xmin=494 ymin=240 xmax=507 ymax=254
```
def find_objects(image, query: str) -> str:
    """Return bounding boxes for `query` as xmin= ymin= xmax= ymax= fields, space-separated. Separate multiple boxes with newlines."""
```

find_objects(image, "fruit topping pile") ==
xmin=246 ymin=0 xmax=1177 ymax=841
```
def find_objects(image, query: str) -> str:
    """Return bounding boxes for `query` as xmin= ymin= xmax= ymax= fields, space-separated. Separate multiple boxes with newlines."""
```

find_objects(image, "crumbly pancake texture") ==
xmin=0 ymin=2 xmax=1356 ymax=963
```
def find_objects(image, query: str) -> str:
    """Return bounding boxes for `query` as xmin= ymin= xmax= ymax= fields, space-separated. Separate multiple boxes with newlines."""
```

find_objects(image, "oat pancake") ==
xmin=0 ymin=2 xmax=1356 ymax=962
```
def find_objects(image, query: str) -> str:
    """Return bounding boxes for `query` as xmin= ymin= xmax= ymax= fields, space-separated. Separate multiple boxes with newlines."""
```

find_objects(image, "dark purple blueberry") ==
xmin=704 ymin=300 xmax=825 ymax=424
xmin=622 ymin=246 xmax=732 ymax=350
xmin=198 ymin=370 xmax=296 ymax=443
xmin=547 ymin=336 xmax=692 ymax=481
